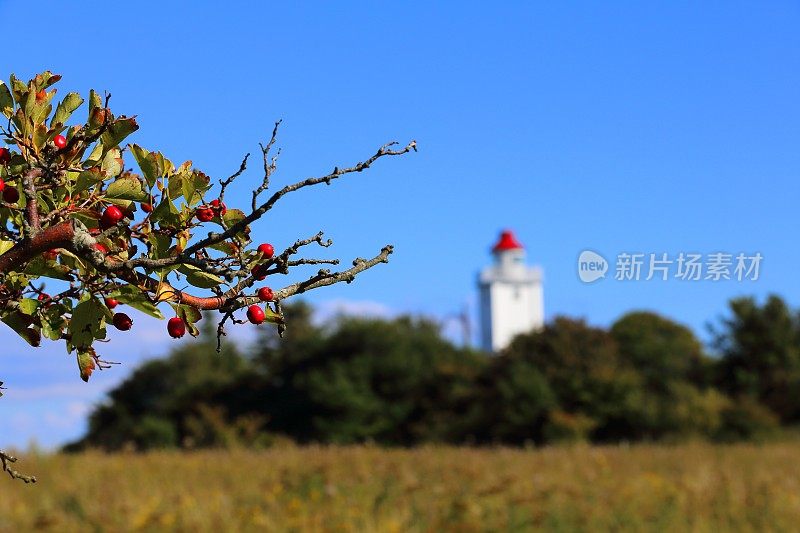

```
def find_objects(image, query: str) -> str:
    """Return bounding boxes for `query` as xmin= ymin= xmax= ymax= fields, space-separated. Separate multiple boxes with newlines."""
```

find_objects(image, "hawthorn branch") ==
xmin=0 ymin=450 xmax=37 ymax=484
xmin=219 ymin=153 xmax=249 ymax=202
xmin=21 ymin=168 xmax=43 ymax=238
xmin=186 ymin=139 xmax=416 ymax=257
xmin=252 ymin=120 xmax=282 ymax=211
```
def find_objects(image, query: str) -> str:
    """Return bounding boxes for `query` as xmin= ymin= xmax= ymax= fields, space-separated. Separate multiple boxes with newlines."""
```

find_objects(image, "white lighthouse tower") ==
xmin=478 ymin=230 xmax=544 ymax=352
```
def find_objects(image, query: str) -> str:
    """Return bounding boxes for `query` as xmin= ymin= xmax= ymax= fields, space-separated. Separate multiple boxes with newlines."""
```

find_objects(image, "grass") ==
xmin=2 ymin=443 xmax=800 ymax=532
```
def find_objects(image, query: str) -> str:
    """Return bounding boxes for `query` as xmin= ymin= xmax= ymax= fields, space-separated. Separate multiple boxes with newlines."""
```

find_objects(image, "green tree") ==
xmin=609 ymin=311 xmax=725 ymax=440
xmin=713 ymin=295 xmax=800 ymax=422
xmin=500 ymin=317 xmax=643 ymax=443
xmin=461 ymin=355 xmax=556 ymax=444
xmin=65 ymin=319 xmax=249 ymax=451
xmin=611 ymin=311 xmax=710 ymax=390
xmin=251 ymin=312 xmax=485 ymax=444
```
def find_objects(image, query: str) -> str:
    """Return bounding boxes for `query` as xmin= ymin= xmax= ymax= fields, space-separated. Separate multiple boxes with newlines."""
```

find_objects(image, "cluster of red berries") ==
xmin=246 ymin=242 xmax=277 ymax=323
xmin=195 ymin=199 xmax=227 ymax=222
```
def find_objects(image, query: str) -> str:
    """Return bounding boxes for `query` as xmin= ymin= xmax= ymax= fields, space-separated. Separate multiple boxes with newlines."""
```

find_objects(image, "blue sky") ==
xmin=1 ymin=1 xmax=798 ymax=448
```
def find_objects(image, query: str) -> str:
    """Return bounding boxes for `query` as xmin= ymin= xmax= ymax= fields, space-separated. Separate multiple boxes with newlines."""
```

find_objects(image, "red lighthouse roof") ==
xmin=492 ymin=230 xmax=524 ymax=253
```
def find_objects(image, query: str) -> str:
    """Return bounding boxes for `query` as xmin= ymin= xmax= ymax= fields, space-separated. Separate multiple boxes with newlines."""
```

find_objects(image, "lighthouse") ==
xmin=478 ymin=230 xmax=544 ymax=352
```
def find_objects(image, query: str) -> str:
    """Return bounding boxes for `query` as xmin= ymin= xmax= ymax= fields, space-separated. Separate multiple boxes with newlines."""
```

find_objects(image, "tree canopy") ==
xmin=68 ymin=295 xmax=798 ymax=451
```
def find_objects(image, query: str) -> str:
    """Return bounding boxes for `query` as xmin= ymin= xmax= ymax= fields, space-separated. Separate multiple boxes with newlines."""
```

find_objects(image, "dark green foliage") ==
xmin=249 ymin=304 xmax=487 ymax=444
xmin=68 ymin=296 xmax=800 ymax=450
xmin=65 ymin=318 xmax=248 ymax=451
xmin=713 ymin=295 xmax=800 ymax=422
xmin=612 ymin=311 xmax=710 ymax=389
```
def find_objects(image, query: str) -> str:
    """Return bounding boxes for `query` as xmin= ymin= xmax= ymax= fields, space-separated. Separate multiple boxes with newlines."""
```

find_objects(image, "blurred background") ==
xmin=0 ymin=1 xmax=798 ymax=529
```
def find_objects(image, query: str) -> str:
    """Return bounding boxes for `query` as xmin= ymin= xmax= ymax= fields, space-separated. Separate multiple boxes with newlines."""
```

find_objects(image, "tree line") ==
xmin=66 ymin=294 xmax=800 ymax=450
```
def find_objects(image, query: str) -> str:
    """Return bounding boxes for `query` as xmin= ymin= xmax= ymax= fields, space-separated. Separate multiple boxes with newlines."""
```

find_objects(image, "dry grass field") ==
xmin=2 ymin=443 xmax=800 ymax=532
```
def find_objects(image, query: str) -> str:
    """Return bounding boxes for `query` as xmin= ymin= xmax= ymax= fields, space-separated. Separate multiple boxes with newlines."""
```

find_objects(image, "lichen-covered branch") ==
xmin=0 ymin=450 xmax=36 ymax=483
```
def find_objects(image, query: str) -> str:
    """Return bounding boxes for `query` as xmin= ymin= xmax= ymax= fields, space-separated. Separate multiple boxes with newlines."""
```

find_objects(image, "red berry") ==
xmin=247 ymin=305 xmax=266 ymax=325
xmin=258 ymin=243 xmax=274 ymax=259
xmin=53 ymin=135 xmax=67 ymax=150
xmin=37 ymin=293 xmax=49 ymax=302
xmin=43 ymin=249 xmax=59 ymax=261
xmin=0 ymin=178 xmax=4 ymax=192
xmin=196 ymin=208 xmax=214 ymax=222
xmin=210 ymin=199 xmax=227 ymax=217
xmin=100 ymin=205 xmax=124 ymax=229
xmin=112 ymin=312 xmax=133 ymax=331
xmin=252 ymin=264 xmax=268 ymax=281
xmin=105 ymin=297 xmax=118 ymax=309
xmin=0 ymin=148 xmax=9 ymax=164
xmin=141 ymin=202 xmax=153 ymax=213
xmin=93 ymin=243 xmax=109 ymax=254
xmin=257 ymin=287 xmax=274 ymax=302
xmin=2 ymin=186 xmax=19 ymax=203
xmin=167 ymin=317 xmax=186 ymax=338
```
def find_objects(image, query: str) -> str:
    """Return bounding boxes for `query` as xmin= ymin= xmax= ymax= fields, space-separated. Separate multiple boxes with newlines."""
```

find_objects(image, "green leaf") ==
xmin=264 ymin=304 xmax=285 ymax=325
xmin=112 ymin=284 xmax=164 ymax=319
xmin=50 ymin=92 xmax=83 ymax=128
xmin=181 ymin=175 xmax=195 ymax=205
xmin=101 ymin=148 xmax=124 ymax=179
xmin=69 ymin=297 xmax=107 ymax=351
xmin=0 ymin=239 xmax=14 ymax=256
xmin=9 ymin=74 xmax=27 ymax=101
xmin=105 ymin=174 xmax=148 ymax=201
xmin=178 ymin=264 xmax=224 ymax=289
xmin=73 ymin=167 xmax=105 ymax=194
xmin=32 ymin=123 xmax=48 ymax=151
xmin=222 ymin=208 xmax=250 ymax=242
xmin=209 ymin=241 xmax=239 ymax=256
xmin=24 ymin=256 xmax=73 ymax=281
xmin=129 ymin=144 xmax=173 ymax=188
xmin=0 ymin=80 xmax=13 ymax=118
xmin=222 ymin=208 xmax=246 ymax=228
xmin=150 ymin=195 xmax=181 ymax=228
xmin=148 ymin=233 xmax=172 ymax=260
xmin=36 ymin=71 xmax=61 ymax=90
xmin=88 ymin=89 xmax=102 ymax=118
xmin=129 ymin=144 xmax=158 ymax=187
xmin=18 ymin=298 xmax=38 ymax=315
xmin=0 ymin=311 xmax=38 ymax=347
xmin=77 ymin=351 xmax=95 ymax=382
xmin=175 ymin=304 xmax=202 ymax=337
xmin=41 ymin=305 xmax=68 ymax=341
xmin=83 ymin=140 xmax=104 ymax=166
xmin=101 ymin=116 xmax=138 ymax=150
xmin=30 ymin=91 xmax=54 ymax=126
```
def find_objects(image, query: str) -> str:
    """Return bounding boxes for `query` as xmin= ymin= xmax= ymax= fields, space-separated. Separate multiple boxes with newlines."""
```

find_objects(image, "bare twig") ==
xmin=0 ymin=449 xmax=37 ymax=484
